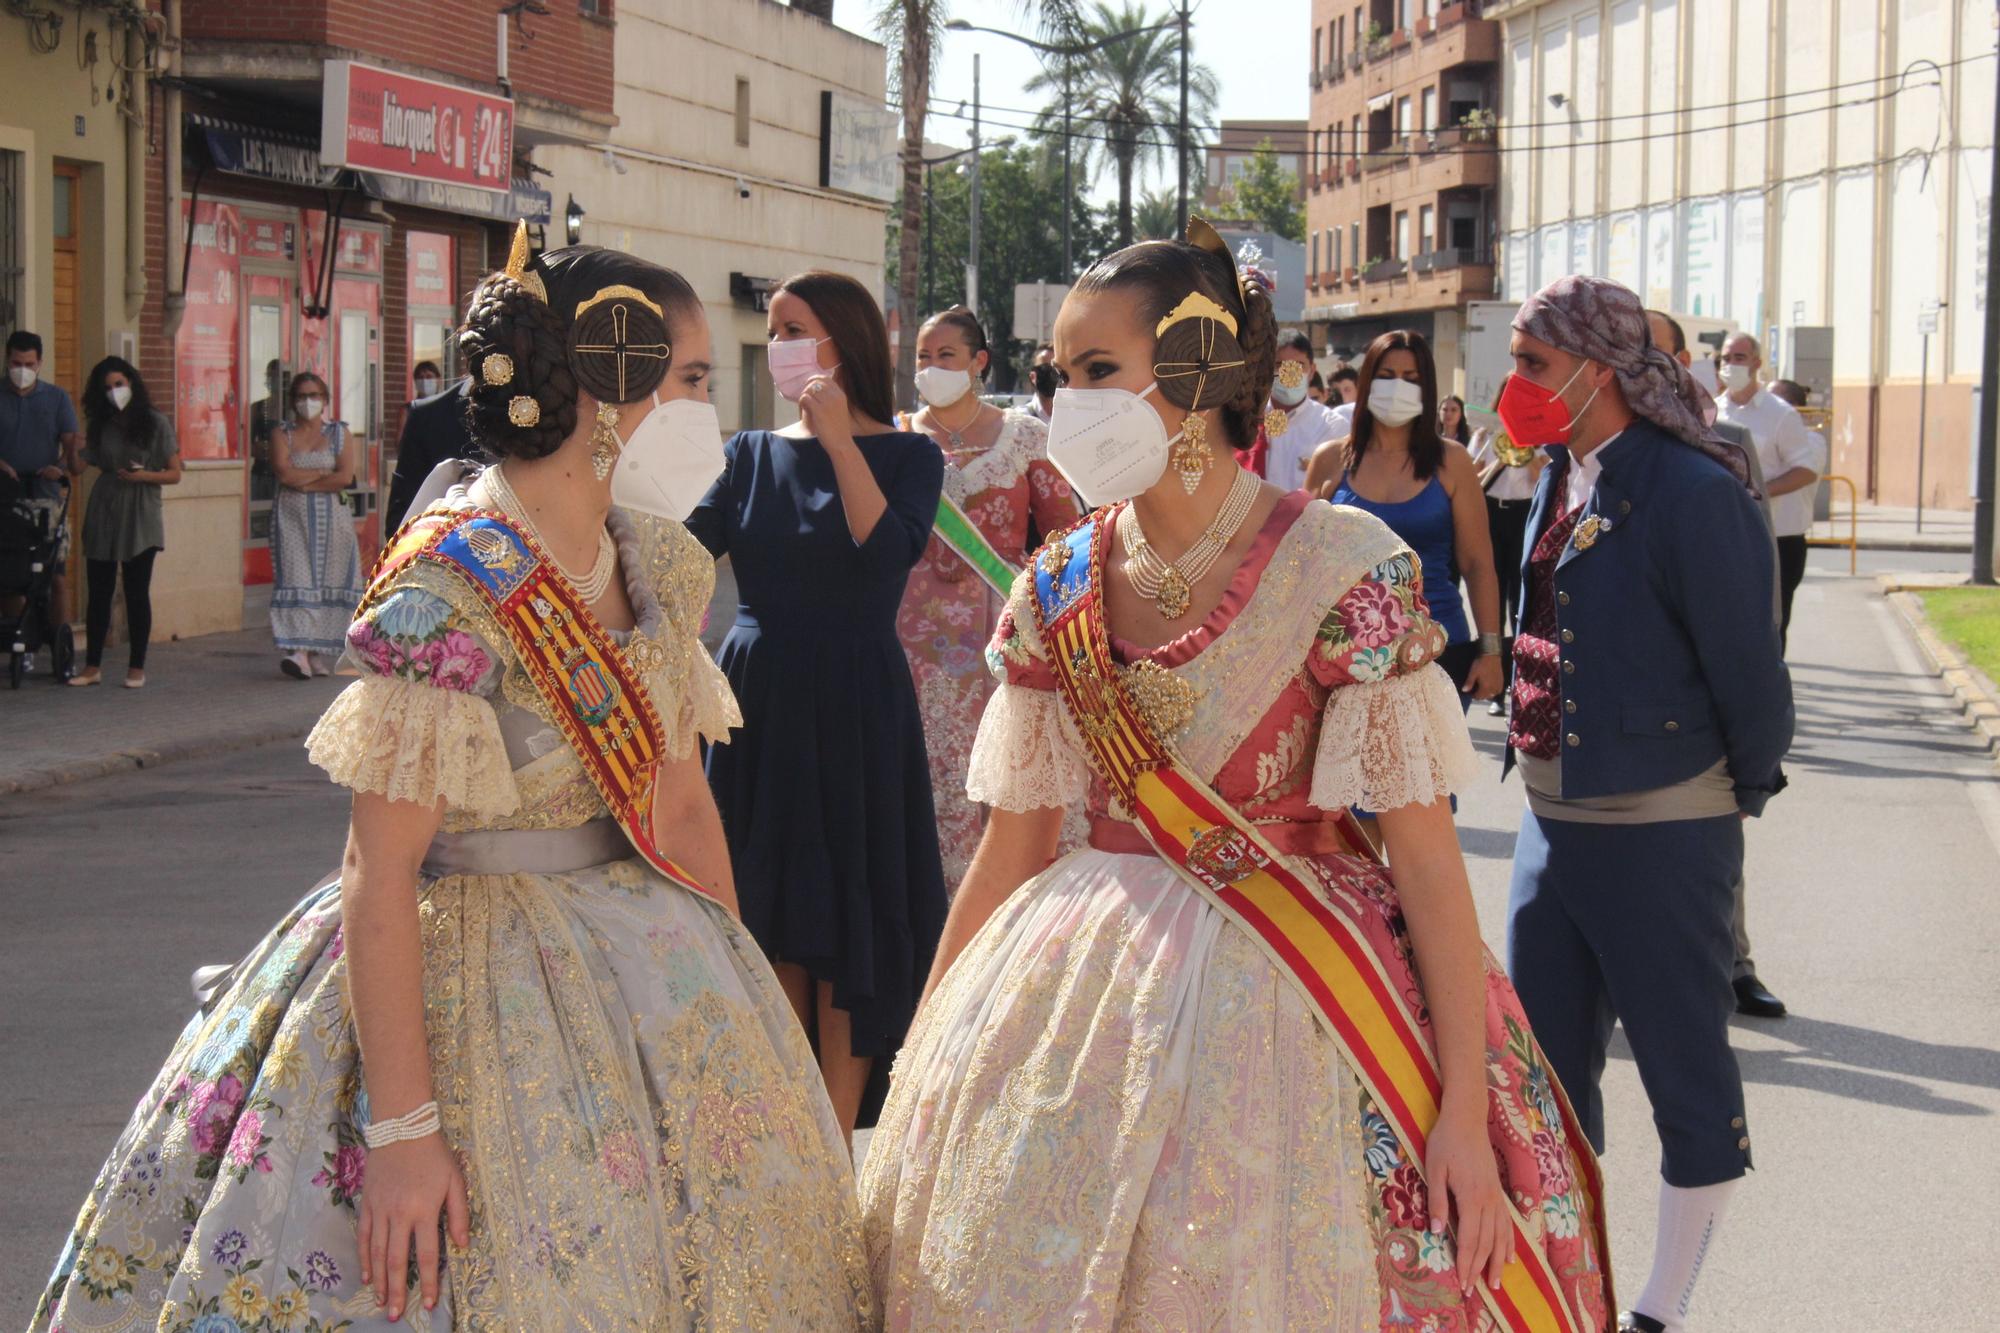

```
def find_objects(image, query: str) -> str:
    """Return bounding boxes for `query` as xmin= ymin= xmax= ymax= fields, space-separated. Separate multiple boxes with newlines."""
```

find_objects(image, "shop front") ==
xmin=174 ymin=76 xmax=549 ymax=619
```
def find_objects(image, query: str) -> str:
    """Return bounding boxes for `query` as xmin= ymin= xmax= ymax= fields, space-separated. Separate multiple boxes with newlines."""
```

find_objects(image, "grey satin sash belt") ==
xmin=420 ymin=818 xmax=632 ymax=878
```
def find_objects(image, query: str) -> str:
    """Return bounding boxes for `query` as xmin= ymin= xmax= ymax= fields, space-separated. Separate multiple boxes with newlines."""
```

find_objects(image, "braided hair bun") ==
xmin=457 ymin=243 xmax=701 ymax=460
xmin=1073 ymin=229 xmax=1277 ymax=449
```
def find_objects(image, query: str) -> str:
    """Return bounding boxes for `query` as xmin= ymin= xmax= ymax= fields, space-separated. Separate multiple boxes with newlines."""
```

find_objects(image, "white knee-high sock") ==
xmin=1632 ymin=1178 xmax=1739 ymax=1330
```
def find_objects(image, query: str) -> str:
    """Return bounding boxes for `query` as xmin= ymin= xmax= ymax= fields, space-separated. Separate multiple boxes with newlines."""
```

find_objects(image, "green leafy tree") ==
xmin=876 ymin=0 xmax=1081 ymax=405
xmin=1213 ymin=139 xmax=1305 ymax=242
xmin=885 ymin=140 xmax=1118 ymax=397
xmin=1023 ymin=1 xmax=1219 ymax=247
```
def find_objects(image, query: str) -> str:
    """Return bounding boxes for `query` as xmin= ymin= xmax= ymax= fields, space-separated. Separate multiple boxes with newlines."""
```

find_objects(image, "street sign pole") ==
xmin=1975 ymin=53 xmax=2000 ymax=583
xmin=1917 ymin=328 xmax=1929 ymax=535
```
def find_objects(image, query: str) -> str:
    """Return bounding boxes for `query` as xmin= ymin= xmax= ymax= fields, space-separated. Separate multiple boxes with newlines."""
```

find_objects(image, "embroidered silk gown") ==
xmin=858 ymin=493 xmax=1611 ymax=1331
xmin=895 ymin=409 xmax=1081 ymax=881
xmin=32 ymin=491 xmax=875 ymax=1332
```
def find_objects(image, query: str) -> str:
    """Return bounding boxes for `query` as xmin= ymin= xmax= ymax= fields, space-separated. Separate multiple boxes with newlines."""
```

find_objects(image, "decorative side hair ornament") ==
xmin=502 ymin=220 xmax=549 ymax=304
xmin=1153 ymin=222 xmax=1250 ymax=493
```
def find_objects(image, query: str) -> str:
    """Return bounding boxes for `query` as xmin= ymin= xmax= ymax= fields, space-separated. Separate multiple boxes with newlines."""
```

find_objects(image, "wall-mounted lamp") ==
xmin=565 ymin=196 xmax=585 ymax=246
xmin=1547 ymin=92 xmax=1568 ymax=109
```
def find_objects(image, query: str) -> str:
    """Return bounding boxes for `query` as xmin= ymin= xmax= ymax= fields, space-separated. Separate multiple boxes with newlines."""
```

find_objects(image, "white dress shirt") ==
xmin=1565 ymin=431 xmax=1617 ymax=514
xmin=1714 ymin=388 xmax=1820 ymax=537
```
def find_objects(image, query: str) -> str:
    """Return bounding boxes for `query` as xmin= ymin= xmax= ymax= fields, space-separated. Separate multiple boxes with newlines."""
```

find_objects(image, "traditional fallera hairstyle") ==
xmin=457 ymin=225 xmax=701 ymax=460
xmin=775 ymin=270 xmax=897 ymax=430
xmin=82 ymin=356 xmax=156 ymax=445
xmin=1346 ymin=329 xmax=1448 ymax=481
xmin=920 ymin=306 xmax=992 ymax=380
xmin=1071 ymin=217 xmax=1279 ymax=450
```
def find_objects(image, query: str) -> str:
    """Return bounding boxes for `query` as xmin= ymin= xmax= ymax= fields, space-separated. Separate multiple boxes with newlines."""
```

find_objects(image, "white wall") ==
xmin=540 ymin=0 xmax=891 ymax=434
xmin=1498 ymin=0 xmax=1991 ymax=390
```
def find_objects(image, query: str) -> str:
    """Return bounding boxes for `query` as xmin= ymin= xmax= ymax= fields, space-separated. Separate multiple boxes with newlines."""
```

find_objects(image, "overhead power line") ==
xmin=897 ymin=69 xmax=1952 ymax=160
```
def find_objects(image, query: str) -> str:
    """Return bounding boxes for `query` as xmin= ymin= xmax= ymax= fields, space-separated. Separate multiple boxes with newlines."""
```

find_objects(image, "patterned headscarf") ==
xmin=1512 ymin=274 xmax=1757 ymax=494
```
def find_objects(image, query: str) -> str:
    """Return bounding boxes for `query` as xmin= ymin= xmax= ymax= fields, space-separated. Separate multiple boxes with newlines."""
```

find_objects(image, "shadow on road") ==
xmin=1611 ymin=1016 xmax=1999 ymax=1116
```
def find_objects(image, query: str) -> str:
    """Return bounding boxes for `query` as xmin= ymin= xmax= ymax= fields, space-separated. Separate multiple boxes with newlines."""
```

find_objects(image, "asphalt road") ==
xmin=4 ymin=551 xmax=1995 ymax=1327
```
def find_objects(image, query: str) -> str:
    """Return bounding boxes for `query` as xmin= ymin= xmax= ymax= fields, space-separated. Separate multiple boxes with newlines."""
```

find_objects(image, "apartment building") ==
xmin=1492 ymin=0 xmax=1993 ymax=509
xmin=1302 ymin=0 xmax=1502 ymax=376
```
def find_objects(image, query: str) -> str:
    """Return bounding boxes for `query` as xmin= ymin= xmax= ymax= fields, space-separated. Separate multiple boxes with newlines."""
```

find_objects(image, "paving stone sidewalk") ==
xmin=0 ymin=630 xmax=346 ymax=795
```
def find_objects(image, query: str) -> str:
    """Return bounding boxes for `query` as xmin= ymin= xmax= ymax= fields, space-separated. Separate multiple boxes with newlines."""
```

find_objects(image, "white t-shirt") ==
xmin=1265 ymin=398 xmax=1346 ymax=491
xmin=1715 ymin=388 xmax=1820 ymax=537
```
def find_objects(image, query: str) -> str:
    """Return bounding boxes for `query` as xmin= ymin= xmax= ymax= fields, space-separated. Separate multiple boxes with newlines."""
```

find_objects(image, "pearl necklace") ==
xmin=482 ymin=465 xmax=619 ymax=604
xmin=1119 ymin=465 xmax=1261 ymax=620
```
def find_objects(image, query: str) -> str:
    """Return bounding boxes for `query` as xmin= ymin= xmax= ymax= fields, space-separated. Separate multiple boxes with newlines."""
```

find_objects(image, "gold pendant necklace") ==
xmin=1119 ymin=467 xmax=1260 ymax=620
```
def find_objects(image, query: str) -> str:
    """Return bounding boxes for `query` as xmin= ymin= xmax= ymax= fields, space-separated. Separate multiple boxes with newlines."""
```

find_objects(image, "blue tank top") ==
xmin=1329 ymin=472 xmax=1471 ymax=643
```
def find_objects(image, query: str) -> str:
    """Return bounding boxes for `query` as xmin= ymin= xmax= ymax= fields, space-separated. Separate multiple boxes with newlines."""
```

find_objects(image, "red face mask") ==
xmin=1495 ymin=364 xmax=1596 ymax=448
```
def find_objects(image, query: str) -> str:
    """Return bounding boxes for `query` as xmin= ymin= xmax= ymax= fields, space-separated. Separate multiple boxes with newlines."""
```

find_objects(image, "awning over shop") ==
xmin=190 ymin=114 xmax=341 ymax=188
xmin=186 ymin=113 xmax=552 ymax=225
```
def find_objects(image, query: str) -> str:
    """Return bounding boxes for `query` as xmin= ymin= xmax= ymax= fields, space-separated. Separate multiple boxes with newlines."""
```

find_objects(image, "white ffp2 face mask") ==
xmin=109 ymin=384 xmax=133 ymax=411
xmin=296 ymin=397 xmax=325 ymax=421
xmin=9 ymin=366 xmax=37 ymax=391
xmin=1045 ymin=383 xmax=1179 ymax=507
xmin=1366 ymin=378 xmax=1425 ymax=427
xmin=610 ymin=393 xmax=726 ymax=521
xmin=415 ymin=376 xmax=441 ymax=398
xmin=1719 ymin=363 xmax=1753 ymax=392
xmin=914 ymin=365 xmax=974 ymax=409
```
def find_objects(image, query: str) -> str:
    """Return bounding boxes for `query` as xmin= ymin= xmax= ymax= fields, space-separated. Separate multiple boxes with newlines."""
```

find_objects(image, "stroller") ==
xmin=0 ymin=473 xmax=76 ymax=687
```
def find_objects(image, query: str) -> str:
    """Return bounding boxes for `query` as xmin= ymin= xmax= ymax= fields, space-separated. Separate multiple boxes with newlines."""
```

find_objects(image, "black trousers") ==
xmin=1487 ymin=497 xmax=1532 ymax=633
xmin=85 ymin=547 xmax=159 ymax=670
xmin=1776 ymin=533 xmax=1808 ymax=653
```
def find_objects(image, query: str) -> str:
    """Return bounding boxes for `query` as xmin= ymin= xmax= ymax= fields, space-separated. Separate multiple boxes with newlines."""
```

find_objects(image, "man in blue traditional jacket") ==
xmin=1497 ymin=275 xmax=1792 ymax=1333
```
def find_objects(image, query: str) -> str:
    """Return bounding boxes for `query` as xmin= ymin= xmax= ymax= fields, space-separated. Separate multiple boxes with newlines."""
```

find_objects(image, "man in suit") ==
xmin=1647 ymin=309 xmax=1789 ymax=1020
xmin=384 ymin=376 xmax=483 ymax=534
xmin=1499 ymin=276 xmax=1792 ymax=1333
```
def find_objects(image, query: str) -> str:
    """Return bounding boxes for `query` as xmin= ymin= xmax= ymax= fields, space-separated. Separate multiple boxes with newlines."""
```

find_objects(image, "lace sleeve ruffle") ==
xmin=306 ymin=676 xmax=522 ymax=820
xmin=662 ymin=650 xmax=742 ymax=760
xmin=965 ymin=682 xmax=1090 ymax=813
xmin=1309 ymin=664 xmax=1480 ymax=813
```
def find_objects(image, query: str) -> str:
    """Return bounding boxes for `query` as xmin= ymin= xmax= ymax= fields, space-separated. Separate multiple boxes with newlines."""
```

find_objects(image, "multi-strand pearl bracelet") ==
xmin=362 ymin=1101 xmax=441 ymax=1149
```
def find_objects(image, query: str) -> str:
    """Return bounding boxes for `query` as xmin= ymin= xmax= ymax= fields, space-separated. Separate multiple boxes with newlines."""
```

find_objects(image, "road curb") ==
xmin=0 ymin=721 xmax=317 ymax=797
xmin=1877 ymin=575 xmax=2000 ymax=762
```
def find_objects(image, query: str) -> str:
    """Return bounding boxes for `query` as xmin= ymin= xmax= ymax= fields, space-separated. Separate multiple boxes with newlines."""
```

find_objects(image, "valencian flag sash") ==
xmin=1030 ymin=512 xmax=1609 ymax=1333
xmin=359 ymin=506 xmax=718 ymax=906
xmin=933 ymin=492 xmax=1021 ymax=597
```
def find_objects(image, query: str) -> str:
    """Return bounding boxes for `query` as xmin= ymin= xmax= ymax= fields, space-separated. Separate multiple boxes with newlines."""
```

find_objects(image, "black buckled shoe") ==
xmin=1617 ymin=1313 xmax=1667 ymax=1333
xmin=1733 ymin=973 xmax=1788 ymax=1018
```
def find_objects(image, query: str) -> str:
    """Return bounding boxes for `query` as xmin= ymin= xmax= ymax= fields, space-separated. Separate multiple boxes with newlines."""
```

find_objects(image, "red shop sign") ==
xmin=319 ymin=60 xmax=513 ymax=192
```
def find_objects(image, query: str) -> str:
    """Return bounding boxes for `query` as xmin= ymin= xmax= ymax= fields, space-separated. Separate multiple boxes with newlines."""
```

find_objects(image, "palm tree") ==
xmin=877 ymin=1 xmax=1080 ymax=404
xmin=1133 ymin=188 xmax=1178 ymax=241
xmin=1024 ymin=1 xmax=1217 ymax=247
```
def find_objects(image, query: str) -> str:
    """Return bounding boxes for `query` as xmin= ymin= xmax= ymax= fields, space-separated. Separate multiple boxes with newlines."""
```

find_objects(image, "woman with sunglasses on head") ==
xmin=32 ymin=237 xmax=874 ymax=1331
xmin=1305 ymin=332 xmax=1505 ymax=711
xmin=268 ymin=369 xmax=364 ymax=679
xmin=858 ymin=226 xmax=1609 ymax=1331
xmin=688 ymin=271 xmax=948 ymax=1141
xmin=71 ymin=356 xmax=180 ymax=688
xmin=899 ymin=305 xmax=1081 ymax=882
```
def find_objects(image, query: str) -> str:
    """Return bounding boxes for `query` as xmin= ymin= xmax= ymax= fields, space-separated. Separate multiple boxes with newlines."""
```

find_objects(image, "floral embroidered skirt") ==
xmin=857 ymin=848 xmax=1611 ymax=1331
xmin=33 ymin=862 xmax=875 ymax=1332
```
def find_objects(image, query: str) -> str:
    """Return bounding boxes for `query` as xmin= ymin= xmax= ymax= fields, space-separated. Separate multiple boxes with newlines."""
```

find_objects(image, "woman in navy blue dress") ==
xmin=687 ymin=270 xmax=947 ymax=1137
